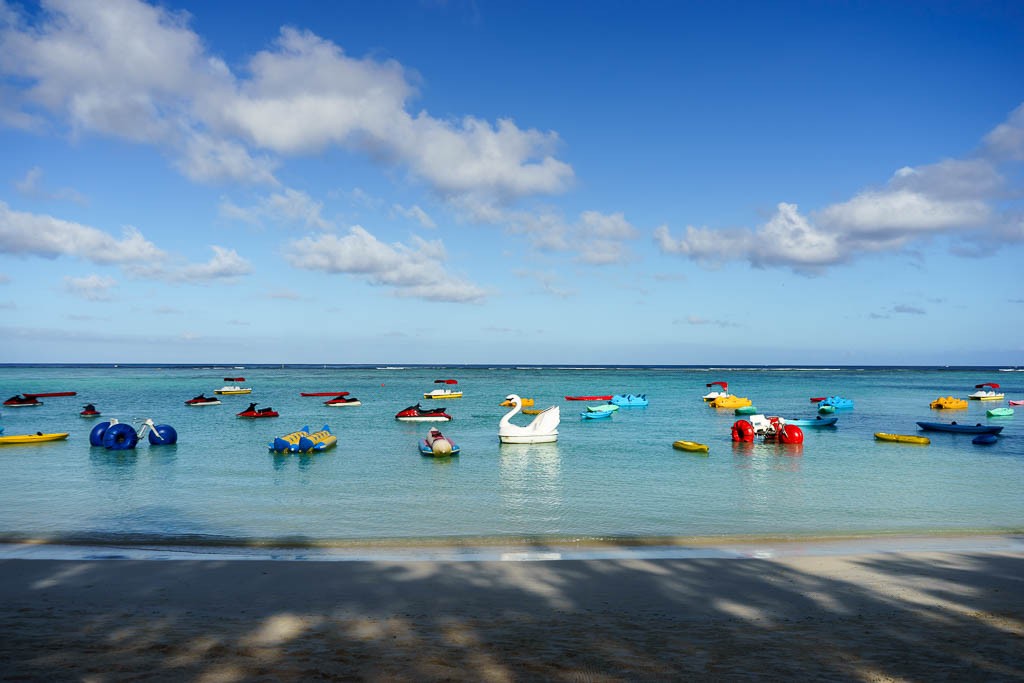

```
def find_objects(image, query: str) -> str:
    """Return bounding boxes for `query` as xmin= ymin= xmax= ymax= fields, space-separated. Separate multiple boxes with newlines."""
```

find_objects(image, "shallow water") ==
xmin=1 ymin=365 xmax=1022 ymax=543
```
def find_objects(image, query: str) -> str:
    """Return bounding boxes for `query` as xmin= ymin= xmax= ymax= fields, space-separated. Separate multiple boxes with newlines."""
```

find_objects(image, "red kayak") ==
xmin=224 ymin=377 xmax=245 ymax=382
xmin=565 ymin=395 xmax=612 ymax=401
xmin=301 ymin=391 xmax=350 ymax=397
xmin=24 ymin=391 xmax=76 ymax=398
xmin=809 ymin=396 xmax=826 ymax=403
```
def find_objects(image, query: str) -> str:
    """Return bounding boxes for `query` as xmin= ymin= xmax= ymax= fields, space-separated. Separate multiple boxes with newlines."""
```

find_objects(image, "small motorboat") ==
xmin=294 ymin=425 xmax=337 ymax=453
xmin=268 ymin=426 xmax=310 ymax=453
xmin=395 ymin=403 xmax=452 ymax=422
xmin=916 ymin=421 xmax=1004 ymax=435
xmin=818 ymin=396 xmax=854 ymax=409
xmin=786 ymin=416 xmax=838 ymax=427
xmin=301 ymin=391 xmax=350 ymax=397
xmin=24 ymin=391 xmax=76 ymax=398
xmin=499 ymin=394 xmax=559 ymax=444
xmin=80 ymin=403 xmax=101 ymax=417
xmin=930 ymin=396 xmax=968 ymax=410
xmin=986 ymin=407 xmax=1014 ymax=418
xmin=185 ymin=394 xmax=222 ymax=406
xmin=237 ymin=403 xmax=279 ymax=418
xmin=580 ymin=409 xmax=612 ymax=419
xmin=564 ymin=395 xmax=612 ymax=401
xmin=709 ymin=395 xmax=752 ymax=409
xmin=702 ymin=381 xmax=730 ymax=402
xmin=0 ymin=432 xmax=69 ymax=445
xmin=611 ymin=393 xmax=648 ymax=407
xmin=672 ymin=440 xmax=709 ymax=454
xmin=968 ymin=383 xmax=1004 ymax=401
xmin=3 ymin=395 xmax=42 ymax=407
xmin=419 ymin=427 xmax=460 ymax=456
xmin=874 ymin=433 xmax=930 ymax=445
xmin=214 ymin=385 xmax=252 ymax=395
xmin=423 ymin=388 xmax=463 ymax=399
xmin=325 ymin=395 xmax=361 ymax=407
xmin=972 ymin=434 xmax=998 ymax=445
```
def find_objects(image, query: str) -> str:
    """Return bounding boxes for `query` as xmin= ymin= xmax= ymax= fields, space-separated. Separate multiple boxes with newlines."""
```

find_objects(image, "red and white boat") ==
xmin=325 ymin=395 xmax=361 ymax=407
xmin=301 ymin=391 xmax=350 ymax=397
xmin=3 ymin=395 xmax=42 ymax=407
xmin=80 ymin=403 xmax=101 ymax=417
xmin=702 ymin=381 xmax=731 ymax=402
xmin=968 ymin=383 xmax=1005 ymax=401
xmin=395 ymin=403 xmax=452 ymax=422
xmin=237 ymin=403 xmax=279 ymax=418
xmin=185 ymin=394 xmax=222 ymax=406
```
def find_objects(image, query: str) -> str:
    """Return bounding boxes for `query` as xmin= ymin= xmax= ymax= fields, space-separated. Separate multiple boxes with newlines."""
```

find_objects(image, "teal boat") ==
xmin=581 ymin=410 xmax=612 ymax=419
xmin=786 ymin=416 xmax=838 ymax=427
xmin=986 ymin=407 xmax=1014 ymax=417
xmin=734 ymin=405 xmax=757 ymax=415
xmin=818 ymin=404 xmax=836 ymax=414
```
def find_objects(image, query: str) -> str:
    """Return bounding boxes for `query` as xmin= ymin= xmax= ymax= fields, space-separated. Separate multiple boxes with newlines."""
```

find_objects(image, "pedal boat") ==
xmin=214 ymin=385 xmax=253 ymax=395
xmin=709 ymin=395 xmax=752 ymax=409
xmin=423 ymin=388 xmax=463 ymax=399
xmin=930 ymin=396 xmax=968 ymax=410
xmin=611 ymin=393 xmax=648 ymax=407
xmin=968 ymin=383 xmax=1004 ymax=401
xmin=499 ymin=394 xmax=559 ymax=444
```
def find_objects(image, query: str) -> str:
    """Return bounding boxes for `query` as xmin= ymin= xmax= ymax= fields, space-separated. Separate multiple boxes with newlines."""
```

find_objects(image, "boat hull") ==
xmin=0 ymin=433 xmax=70 ymax=445
xmin=875 ymin=433 xmax=930 ymax=445
xmin=396 ymin=415 xmax=452 ymax=422
xmin=787 ymin=417 xmax=838 ymax=427
xmin=301 ymin=392 xmax=349 ymax=397
xmin=915 ymin=422 xmax=1004 ymax=435
xmin=499 ymin=434 xmax=557 ymax=444
xmin=565 ymin=395 xmax=612 ymax=401
xmin=215 ymin=389 xmax=252 ymax=395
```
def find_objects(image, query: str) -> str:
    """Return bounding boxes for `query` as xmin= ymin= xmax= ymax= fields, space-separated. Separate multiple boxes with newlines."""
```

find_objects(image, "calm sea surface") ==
xmin=1 ymin=365 xmax=1022 ymax=545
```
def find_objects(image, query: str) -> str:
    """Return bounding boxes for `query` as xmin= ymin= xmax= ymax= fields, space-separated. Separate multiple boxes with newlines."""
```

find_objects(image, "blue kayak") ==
xmin=786 ymin=417 xmax=838 ymax=427
xmin=916 ymin=422 xmax=1003 ymax=435
xmin=581 ymin=410 xmax=613 ymax=419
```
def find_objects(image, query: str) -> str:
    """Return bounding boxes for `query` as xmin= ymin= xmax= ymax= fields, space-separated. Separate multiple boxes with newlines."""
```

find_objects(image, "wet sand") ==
xmin=1 ymin=543 xmax=1023 ymax=681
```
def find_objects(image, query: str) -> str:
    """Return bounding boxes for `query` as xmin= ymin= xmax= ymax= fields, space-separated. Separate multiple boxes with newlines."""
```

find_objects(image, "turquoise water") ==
xmin=1 ymin=365 xmax=1022 ymax=544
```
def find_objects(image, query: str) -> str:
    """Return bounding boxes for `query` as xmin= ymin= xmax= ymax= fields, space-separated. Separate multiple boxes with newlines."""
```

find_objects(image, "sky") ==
xmin=1 ymin=0 xmax=1023 ymax=366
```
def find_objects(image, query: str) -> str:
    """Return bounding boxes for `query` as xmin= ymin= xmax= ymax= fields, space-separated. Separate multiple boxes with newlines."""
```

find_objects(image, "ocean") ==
xmin=1 ymin=365 xmax=1022 ymax=546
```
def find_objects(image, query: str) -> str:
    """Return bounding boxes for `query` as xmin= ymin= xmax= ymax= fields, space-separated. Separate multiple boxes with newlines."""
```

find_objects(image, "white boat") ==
xmin=968 ymin=383 xmax=1004 ymax=401
xmin=423 ymin=388 xmax=463 ymax=399
xmin=499 ymin=394 xmax=559 ymax=444
xmin=214 ymin=385 xmax=252 ymax=395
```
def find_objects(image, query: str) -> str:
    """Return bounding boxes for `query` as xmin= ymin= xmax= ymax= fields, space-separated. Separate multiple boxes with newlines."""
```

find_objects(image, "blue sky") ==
xmin=1 ymin=0 xmax=1022 ymax=365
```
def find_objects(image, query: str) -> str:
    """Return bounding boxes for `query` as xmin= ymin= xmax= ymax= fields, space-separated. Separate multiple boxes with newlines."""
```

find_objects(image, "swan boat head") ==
xmin=499 ymin=394 xmax=559 ymax=443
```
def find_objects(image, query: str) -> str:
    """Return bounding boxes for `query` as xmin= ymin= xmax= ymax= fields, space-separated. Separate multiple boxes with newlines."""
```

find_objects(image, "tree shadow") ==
xmin=0 ymin=547 xmax=1022 ymax=681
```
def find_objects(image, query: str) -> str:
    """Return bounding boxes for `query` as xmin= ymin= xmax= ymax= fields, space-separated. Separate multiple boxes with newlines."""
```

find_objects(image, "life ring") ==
xmin=89 ymin=421 xmax=112 ymax=446
xmin=102 ymin=423 xmax=139 ymax=450
xmin=148 ymin=424 xmax=178 ymax=445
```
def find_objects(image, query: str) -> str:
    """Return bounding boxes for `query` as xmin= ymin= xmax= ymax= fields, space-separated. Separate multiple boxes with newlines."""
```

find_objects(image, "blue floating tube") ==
xmin=89 ymin=421 xmax=112 ymax=446
xmin=102 ymin=423 xmax=139 ymax=450
xmin=148 ymin=424 xmax=177 ymax=445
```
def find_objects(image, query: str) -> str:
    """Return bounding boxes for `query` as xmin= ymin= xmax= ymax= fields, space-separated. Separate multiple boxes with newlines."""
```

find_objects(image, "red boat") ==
xmin=237 ymin=403 xmax=279 ymax=418
xmin=325 ymin=396 xmax=361 ymax=407
xmin=395 ymin=403 xmax=452 ymax=422
xmin=809 ymin=396 xmax=826 ymax=402
xmin=80 ymin=403 xmax=101 ymax=417
xmin=24 ymin=391 xmax=77 ymax=398
xmin=434 ymin=379 xmax=458 ymax=385
xmin=564 ymin=395 xmax=613 ymax=401
xmin=300 ymin=391 xmax=350 ymax=397
xmin=185 ymin=394 xmax=222 ymax=406
xmin=3 ymin=394 xmax=42 ymax=407
xmin=224 ymin=377 xmax=245 ymax=382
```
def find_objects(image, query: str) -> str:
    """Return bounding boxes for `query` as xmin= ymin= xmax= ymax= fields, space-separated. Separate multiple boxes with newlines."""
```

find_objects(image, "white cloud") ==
xmin=983 ymin=102 xmax=1024 ymax=161
xmin=393 ymin=203 xmax=436 ymax=228
xmin=1 ymin=3 xmax=574 ymax=201
xmin=219 ymin=187 xmax=333 ymax=230
xmin=285 ymin=225 xmax=485 ymax=302
xmin=14 ymin=166 xmax=88 ymax=204
xmin=63 ymin=273 xmax=117 ymax=301
xmin=0 ymin=200 xmax=165 ymax=264
xmin=677 ymin=315 xmax=739 ymax=328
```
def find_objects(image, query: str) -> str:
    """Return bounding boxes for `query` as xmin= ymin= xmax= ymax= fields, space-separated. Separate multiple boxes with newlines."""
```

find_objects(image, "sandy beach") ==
xmin=1 ymin=539 xmax=1023 ymax=681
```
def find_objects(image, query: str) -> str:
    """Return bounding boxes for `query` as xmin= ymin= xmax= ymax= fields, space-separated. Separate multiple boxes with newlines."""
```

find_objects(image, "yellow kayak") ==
xmin=874 ymin=433 xmax=930 ymax=445
xmin=673 ymin=440 xmax=709 ymax=454
xmin=0 ymin=432 xmax=70 ymax=445
xmin=709 ymin=396 xmax=752 ymax=409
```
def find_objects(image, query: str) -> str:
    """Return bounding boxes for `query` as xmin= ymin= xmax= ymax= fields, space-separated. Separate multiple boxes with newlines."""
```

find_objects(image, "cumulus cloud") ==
xmin=0 ymin=1 xmax=573 ymax=200
xmin=284 ymin=225 xmax=485 ymax=302
xmin=220 ymin=188 xmax=333 ymax=231
xmin=0 ymin=200 xmax=165 ymax=263
xmin=63 ymin=273 xmax=117 ymax=301
xmin=656 ymin=103 xmax=1024 ymax=273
